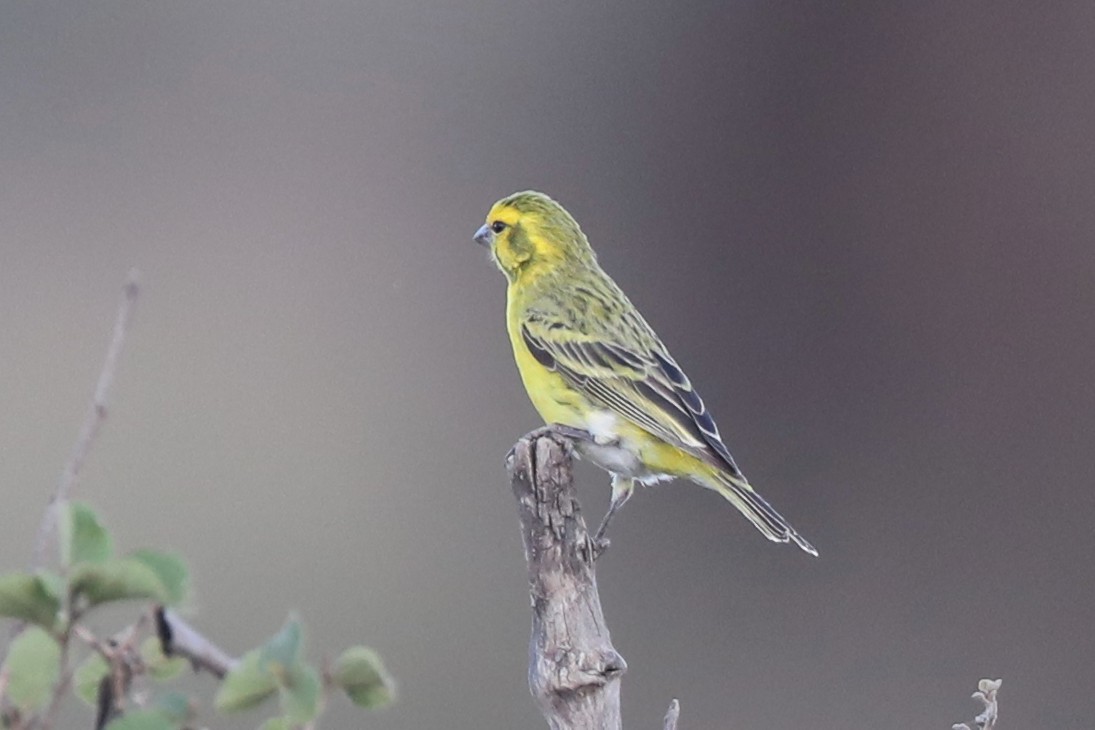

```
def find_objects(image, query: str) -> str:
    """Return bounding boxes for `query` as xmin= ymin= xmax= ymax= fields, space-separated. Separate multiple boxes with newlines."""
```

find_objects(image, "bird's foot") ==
xmin=590 ymin=515 xmax=613 ymax=561
xmin=527 ymin=423 xmax=592 ymax=442
xmin=523 ymin=424 xmax=593 ymax=456
xmin=591 ymin=535 xmax=611 ymax=560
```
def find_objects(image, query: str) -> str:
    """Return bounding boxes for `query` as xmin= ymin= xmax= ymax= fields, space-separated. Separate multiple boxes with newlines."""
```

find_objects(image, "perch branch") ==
xmin=508 ymin=429 xmax=627 ymax=730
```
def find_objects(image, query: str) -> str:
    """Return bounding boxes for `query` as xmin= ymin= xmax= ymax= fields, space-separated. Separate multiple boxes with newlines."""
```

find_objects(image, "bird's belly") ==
xmin=576 ymin=439 xmax=645 ymax=477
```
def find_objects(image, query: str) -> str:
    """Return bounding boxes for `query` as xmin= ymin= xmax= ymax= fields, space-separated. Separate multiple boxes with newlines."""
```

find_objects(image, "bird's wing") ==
xmin=521 ymin=313 xmax=744 ymax=478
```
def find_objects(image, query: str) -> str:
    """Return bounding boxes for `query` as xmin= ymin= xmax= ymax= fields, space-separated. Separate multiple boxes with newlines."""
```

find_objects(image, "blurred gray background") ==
xmin=2 ymin=1 xmax=1094 ymax=728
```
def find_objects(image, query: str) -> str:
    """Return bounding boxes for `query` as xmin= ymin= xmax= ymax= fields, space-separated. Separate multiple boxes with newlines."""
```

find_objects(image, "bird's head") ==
xmin=474 ymin=191 xmax=594 ymax=282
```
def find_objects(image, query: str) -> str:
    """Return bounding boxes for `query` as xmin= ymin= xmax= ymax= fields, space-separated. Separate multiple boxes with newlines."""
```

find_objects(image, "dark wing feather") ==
xmin=521 ymin=319 xmax=743 ymax=478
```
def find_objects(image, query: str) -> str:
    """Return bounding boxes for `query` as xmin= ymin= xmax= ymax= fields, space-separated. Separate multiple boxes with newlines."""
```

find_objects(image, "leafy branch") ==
xmin=0 ymin=274 xmax=395 ymax=730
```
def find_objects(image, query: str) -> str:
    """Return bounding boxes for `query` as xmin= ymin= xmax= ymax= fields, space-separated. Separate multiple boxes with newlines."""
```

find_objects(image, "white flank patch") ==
xmin=579 ymin=408 xmax=672 ymax=485
xmin=586 ymin=410 xmax=619 ymax=445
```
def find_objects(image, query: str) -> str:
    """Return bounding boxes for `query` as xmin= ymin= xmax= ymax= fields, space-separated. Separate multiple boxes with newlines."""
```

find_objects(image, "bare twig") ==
xmin=952 ymin=678 xmax=1001 ymax=730
xmin=73 ymin=613 xmax=148 ymax=660
xmin=32 ymin=270 xmax=141 ymax=570
xmin=74 ymin=623 xmax=144 ymax=730
xmin=155 ymin=607 xmax=238 ymax=679
xmin=508 ymin=430 xmax=627 ymax=730
xmin=71 ymin=624 xmax=103 ymax=650
xmin=663 ymin=699 xmax=680 ymax=730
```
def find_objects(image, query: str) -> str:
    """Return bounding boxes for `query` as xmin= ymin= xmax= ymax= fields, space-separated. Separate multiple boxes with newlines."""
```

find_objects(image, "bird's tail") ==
xmin=704 ymin=468 xmax=818 ymax=556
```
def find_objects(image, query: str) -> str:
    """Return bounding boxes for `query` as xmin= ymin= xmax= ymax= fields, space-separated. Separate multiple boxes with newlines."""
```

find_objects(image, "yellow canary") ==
xmin=475 ymin=191 xmax=816 ymax=555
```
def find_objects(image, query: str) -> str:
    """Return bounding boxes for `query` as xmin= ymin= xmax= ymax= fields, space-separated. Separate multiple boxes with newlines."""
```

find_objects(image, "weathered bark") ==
xmin=508 ymin=430 xmax=627 ymax=730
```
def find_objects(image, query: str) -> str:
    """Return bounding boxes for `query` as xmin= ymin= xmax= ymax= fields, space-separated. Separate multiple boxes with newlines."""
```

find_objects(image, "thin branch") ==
xmin=155 ymin=607 xmax=238 ymax=679
xmin=73 ymin=613 xmax=148 ymax=660
xmin=73 ymin=622 xmax=144 ymax=730
xmin=71 ymin=625 xmax=104 ymax=651
xmin=663 ymin=699 xmax=680 ymax=730
xmin=508 ymin=429 xmax=627 ymax=730
xmin=32 ymin=270 xmax=141 ymax=570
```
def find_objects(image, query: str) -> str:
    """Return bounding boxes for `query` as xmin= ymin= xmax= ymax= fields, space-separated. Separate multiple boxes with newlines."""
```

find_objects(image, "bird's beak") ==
xmin=474 ymin=224 xmax=493 ymax=248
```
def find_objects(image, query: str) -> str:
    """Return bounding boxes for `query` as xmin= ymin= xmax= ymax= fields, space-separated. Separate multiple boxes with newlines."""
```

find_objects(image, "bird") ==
xmin=474 ymin=190 xmax=816 ymax=556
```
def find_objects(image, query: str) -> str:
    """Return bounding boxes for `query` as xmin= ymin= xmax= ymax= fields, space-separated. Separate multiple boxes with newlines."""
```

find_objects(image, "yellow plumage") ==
xmin=475 ymin=190 xmax=816 ymax=555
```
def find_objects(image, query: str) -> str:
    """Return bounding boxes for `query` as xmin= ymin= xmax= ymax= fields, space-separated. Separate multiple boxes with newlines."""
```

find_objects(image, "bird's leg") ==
xmin=592 ymin=475 xmax=634 ymax=558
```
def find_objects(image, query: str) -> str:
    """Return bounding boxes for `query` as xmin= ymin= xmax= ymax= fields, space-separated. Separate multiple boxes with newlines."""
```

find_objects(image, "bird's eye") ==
xmin=490 ymin=221 xmax=507 ymax=234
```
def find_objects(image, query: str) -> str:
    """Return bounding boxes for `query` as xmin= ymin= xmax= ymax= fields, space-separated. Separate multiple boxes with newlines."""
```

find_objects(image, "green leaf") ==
xmin=259 ymin=617 xmax=302 ymax=678
xmin=62 ymin=501 xmax=114 ymax=567
xmin=139 ymin=636 xmax=187 ymax=681
xmin=258 ymin=718 xmax=292 ymax=730
xmin=3 ymin=626 xmax=61 ymax=714
xmin=216 ymin=618 xmax=309 ymax=715
xmin=279 ymin=663 xmax=321 ymax=723
xmin=155 ymin=691 xmax=192 ymax=722
xmin=70 ymin=558 xmax=168 ymax=607
xmin=74 ymin=651 xmax=110 ymax=706
xmin=103 ymin=708 xmax=178 ymax=730
xmin=333 ymin=646 xmax=396 ymax=709
xmin=129 ymin=551 xmax=188 ymax=606
xmin=0 ymin=572 xmax=62 ymax=629
xmin=214 ymin=650 xmax=277 ymax=713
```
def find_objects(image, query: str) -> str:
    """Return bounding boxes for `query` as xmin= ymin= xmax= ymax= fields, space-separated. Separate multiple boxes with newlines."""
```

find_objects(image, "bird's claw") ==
xmin=592 ymin=535 xmax=611 ymax=560
xmin=589 ymin=518 xmax=613 ymax=560
xmin=580 ymin=531 xmax=611 ymax=562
